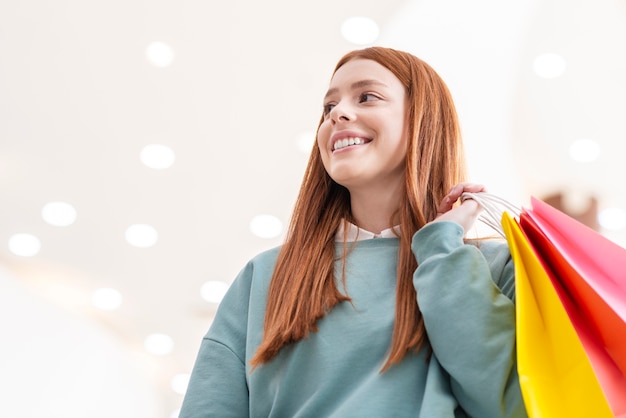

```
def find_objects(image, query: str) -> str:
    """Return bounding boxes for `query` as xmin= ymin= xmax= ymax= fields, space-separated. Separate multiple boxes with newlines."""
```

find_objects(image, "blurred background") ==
xmin=1 ymin=0 xmax=625 ymax=416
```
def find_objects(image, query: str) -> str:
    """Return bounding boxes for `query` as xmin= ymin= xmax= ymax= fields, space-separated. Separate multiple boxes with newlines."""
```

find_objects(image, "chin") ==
xmin=329 ymin=173 xmax=366 ymax=191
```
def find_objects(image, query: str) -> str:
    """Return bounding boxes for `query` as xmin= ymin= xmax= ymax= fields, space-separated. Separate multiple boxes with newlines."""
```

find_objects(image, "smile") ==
xmin=333 ymin=137 xmax=370 ymax=151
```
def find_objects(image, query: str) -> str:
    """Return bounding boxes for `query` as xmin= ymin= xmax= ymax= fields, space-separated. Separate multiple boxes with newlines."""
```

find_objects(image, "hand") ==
xmin=431 ymin=183 xmax=486 ymax=234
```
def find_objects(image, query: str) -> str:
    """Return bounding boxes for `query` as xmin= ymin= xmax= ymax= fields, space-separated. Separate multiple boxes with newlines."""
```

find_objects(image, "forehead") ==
xmin=329 ymin=58 xmax=402 ymax=90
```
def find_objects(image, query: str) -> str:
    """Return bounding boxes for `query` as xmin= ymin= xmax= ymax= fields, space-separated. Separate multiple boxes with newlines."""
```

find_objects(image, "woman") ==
xmin=180 ymin=46 xmax=527 ymax=417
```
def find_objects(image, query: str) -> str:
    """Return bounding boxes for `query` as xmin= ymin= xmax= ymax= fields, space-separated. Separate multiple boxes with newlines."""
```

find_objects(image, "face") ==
xmin=317 ymin=58 xmax=409 ymax=194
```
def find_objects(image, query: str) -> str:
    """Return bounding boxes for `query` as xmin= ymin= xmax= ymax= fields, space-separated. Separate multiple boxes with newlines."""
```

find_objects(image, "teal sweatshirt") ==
xmin=180 ymin=222 xmax=527 ymax=417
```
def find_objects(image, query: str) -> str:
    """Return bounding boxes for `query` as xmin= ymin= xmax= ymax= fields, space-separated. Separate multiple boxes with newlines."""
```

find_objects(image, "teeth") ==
xmin=333 ymin=137 xmax=366 ymax=151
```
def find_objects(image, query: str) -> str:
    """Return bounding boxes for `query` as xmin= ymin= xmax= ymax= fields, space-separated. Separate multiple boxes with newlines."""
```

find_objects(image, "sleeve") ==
xmin=412 ymin=221 xmax=527 ymax=418
xmin=178 ymin=262 xmax=254 ymax=418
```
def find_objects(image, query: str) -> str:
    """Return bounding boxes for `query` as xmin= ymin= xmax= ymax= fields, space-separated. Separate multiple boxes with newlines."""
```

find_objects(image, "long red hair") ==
xmin=250 ymin=46 xmax=466 ymax=371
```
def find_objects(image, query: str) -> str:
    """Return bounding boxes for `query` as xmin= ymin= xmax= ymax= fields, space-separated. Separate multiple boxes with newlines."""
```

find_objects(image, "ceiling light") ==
xmin=8 ymin=233 xmax=41 ymax=257
xmin=140 ymin=144 xmax=176 ymax=170
xmin=533 ymin=53 xmax=566 ymax=78
xmin=569 ymin=139 xmax=600 ymax=162
xmin=42 ymin=201 xmax=77 ymax=227
xmin=200 ymin=280 xmax=230 ymax=304
xmin=598 ymin=207 xmax=626 ymax=231
xmin=250 ymin=214 xmax=283 ymax=239
xmin=92 ymin=288 xmax=123 ymax=310
xmin=144 ymin=333 xmax=174 ymax=355
xmin=125 ymin=224 xmax=158 ymax=248
xmin=170 ymin=373 xmax=190 ymax=395
xmin=340 ymin=17 xmax=380 ymax=45
xmin=146 ymin=41 xmax=175 ymax=67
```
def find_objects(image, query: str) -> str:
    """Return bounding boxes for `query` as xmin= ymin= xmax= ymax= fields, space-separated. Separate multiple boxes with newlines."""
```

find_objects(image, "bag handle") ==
xmin=461 ymin=192 xmax=522 ymax=238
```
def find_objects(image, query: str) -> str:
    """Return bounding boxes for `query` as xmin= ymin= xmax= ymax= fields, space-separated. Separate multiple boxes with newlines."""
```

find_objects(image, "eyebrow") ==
xmin=324 ymin=79 xmax=388 ymax=101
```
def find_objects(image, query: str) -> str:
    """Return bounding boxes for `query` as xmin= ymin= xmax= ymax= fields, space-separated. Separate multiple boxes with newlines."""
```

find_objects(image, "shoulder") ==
xmin=250 ymin=245 xmax=282 ymax=266
xmin=205 ymin=246 xmax=283 ymax=346
xmin=242 ymin=245 xmax=282 ymax=282
xmin=228 ymin=245 xmax=282 ymax=296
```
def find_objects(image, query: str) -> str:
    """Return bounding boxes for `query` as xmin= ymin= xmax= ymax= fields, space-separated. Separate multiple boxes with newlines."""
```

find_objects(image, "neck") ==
xmin=349 ymin=183 xmax=403 ymax=234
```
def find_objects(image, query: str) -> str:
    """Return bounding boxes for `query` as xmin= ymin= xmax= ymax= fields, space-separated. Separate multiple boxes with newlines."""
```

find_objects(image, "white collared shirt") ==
xmin=335 ymin=221 xmax=401 ymax=242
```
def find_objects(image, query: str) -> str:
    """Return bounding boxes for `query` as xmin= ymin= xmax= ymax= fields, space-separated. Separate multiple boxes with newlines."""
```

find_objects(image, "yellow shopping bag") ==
xmin=501 ymin=213 xmax=613 ymax=418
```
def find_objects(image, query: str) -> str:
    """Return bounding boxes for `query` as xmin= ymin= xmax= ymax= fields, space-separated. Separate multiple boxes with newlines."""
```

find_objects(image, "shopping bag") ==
xmin=521 ymin=196 xmax=626 ymax=374
xmin=501 ymin=213 xmax=614 ymax=417
xmin=520 ymin=208 xmax=626 ymax=416
xmin=464 ymin=192 xmax=626 ymax=417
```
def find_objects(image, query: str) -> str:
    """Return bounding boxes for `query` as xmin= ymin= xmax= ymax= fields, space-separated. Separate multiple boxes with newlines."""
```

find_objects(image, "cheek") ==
xmin=388 ymin=134 xmax=409 ymax=167
xmin=316 ymin=125 xmax=331 ymax=156
xmin=314 ymin=126 xmax=331 ymax=165
xmin=316 ymin=123 xmax=328 ymax=145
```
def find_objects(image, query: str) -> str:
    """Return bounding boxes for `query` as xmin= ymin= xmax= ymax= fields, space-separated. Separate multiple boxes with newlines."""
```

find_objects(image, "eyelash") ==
xmin=323 ymin=93 xmax=381 ymax=116
xmin=359 ymin=92 xmax=379 ymax=103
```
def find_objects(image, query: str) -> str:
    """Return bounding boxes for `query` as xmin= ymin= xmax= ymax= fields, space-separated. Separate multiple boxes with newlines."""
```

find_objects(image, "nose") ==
xmin=329 ymin=103 xmax=351 ymax=125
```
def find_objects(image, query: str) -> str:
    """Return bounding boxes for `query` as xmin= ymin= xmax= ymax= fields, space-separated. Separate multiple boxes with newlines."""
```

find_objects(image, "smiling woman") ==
xmin=179 ymin=46 xmax=528 ymax=418
xmin=317 ymin=59 xmax=409 ymax=233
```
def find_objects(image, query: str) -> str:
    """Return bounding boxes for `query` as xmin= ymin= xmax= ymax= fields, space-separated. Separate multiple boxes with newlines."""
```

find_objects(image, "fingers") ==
xmin=438 ymin=183 xmax=486 ymax=214
xmin=433 ymin=183 xmax=486 ymax=234
xmin=448 ymin=183 xmax=486 ymax=201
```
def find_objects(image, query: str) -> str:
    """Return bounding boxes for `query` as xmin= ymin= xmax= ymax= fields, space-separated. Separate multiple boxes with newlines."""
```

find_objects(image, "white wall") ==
xmin=0 ymin=264 xmax=164 ymax=418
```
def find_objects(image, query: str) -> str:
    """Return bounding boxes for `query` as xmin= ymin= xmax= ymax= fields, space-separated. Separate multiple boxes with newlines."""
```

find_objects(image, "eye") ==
xmin=323 ymin=103 xmax=335 ymax=116
xmin=359 ymin=93 xmax=380 ymax=103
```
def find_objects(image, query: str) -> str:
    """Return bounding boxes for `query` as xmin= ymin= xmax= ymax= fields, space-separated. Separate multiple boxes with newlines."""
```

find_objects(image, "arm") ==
xmin=179 ymin=263 xmax=254 ymax=418
xmin=412 ymin=221 xmax=525 ymax=418
xmin=179 ymin=340 xmax=249 ymax=417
